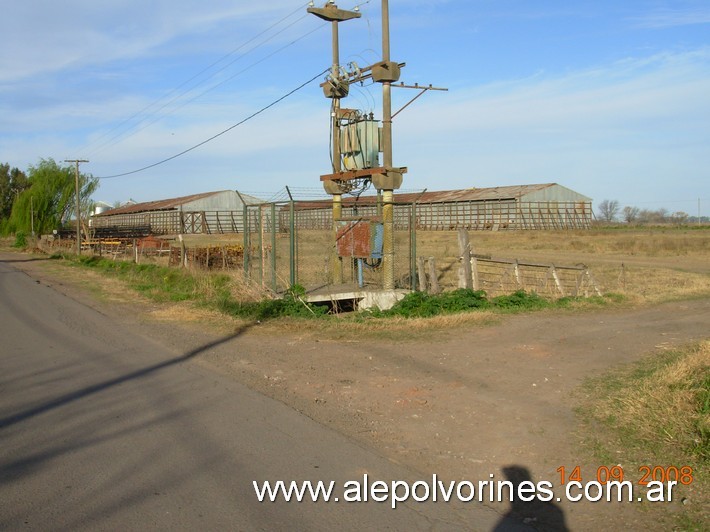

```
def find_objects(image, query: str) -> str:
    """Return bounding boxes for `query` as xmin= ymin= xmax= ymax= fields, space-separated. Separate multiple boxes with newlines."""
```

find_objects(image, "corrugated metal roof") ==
xmin=294 ymin=183 xmax=566 ymax=210
xmin=94 ymin=190 xmax=244 ymax=217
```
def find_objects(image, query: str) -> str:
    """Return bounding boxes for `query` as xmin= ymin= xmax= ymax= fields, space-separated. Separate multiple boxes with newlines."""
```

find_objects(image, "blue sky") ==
xmin=2 ymin=0 xmax=709 ymax=217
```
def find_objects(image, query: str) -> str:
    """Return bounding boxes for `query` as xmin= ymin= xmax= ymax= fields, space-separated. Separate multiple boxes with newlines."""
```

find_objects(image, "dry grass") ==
xmin=81 ymin=227 xmax=710 ymax=303
xmin=254 ymin=307 xmax=501 ymax=342
xmin=587 ymin=342 xmax=708 ymax=459
xmin=576 ymin=341 xmax=709 ymax=528
xmin=414 ymin=228 xmax=710 ymax=302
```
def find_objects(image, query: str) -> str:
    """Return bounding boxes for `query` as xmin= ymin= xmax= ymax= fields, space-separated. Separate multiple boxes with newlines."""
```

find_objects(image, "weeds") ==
xmin=575 ymin=341 xmax=709 ymax=527
xmin=63 ymin=254 xmax=618 ymax=322
xmin=13 ymin=231 xmax=27 ymax=248
xmin=375 ymin=289 xmax=607 ymax=319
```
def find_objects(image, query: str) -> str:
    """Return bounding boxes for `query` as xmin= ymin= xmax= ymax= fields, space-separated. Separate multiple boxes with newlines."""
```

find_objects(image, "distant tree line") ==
xmin=596 ymin=199 xmax=707 ymax=225
xmin=1 ymin=158 xmax=98 ymax=236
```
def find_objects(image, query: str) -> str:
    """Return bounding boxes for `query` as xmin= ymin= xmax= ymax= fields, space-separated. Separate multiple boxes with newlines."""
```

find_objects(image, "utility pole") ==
xmin=65 ymin=159 xmax=89 ymax=255
xmin=309 ymin=1 xmax=444 ymax=291
xmin=308 ymin=2 xmax=361 ymax=284
xmin=379 ymin=0 xmax=396 ymax=290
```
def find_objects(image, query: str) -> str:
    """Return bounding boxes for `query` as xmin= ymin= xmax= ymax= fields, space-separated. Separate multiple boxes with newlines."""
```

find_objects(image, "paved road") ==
xmin=0 ymin=256 xmax=507 ymax=531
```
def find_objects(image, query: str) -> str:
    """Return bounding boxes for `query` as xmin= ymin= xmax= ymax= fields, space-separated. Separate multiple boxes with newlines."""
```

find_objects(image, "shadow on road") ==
xmin=0 ymin=255 xmax=50 ymax=264
xmin=0 ymin=324 xmax=253 ymax=430
xmin=493 ymin=465 xmax=569 ymax=532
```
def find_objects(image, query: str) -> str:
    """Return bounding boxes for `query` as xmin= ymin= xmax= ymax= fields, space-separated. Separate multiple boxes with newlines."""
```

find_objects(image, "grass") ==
xmin=43 ymin=253 xmax=622 ymax=344
xmin=62 ymin=254 xmax=328 ymax=321
xmin=575 ymin=341 xmax=709 ymax=528
xmin=413 ymin=228 xmax=710 ymax=302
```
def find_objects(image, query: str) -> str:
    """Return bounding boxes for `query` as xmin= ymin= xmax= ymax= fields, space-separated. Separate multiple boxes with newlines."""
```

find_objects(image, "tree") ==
xmin=622 ymin=205 xmax=640 ymax=223
xmin=0 ymin=163 xmax=29 ymax=221
xmin=671 ymin=211 xmax=689 ymax=225
xmin=5 ymin=158 xmax=99 ymax=235
xmin=597 ymin=199 xmax=620 ymax=222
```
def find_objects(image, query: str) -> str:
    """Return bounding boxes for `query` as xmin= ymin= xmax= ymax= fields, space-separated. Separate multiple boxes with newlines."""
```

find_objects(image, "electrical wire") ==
xmin=97 ymin=69 xmax=328 ymax=179
xmin=88 ymin=20 xmax=328 ymax=159
xmin=83 ymin=3 xmax=317 ymax=158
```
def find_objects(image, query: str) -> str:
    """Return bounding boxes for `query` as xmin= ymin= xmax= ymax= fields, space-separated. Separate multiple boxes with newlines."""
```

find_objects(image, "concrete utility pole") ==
xmin=308 ymin=2 xmax=361 ymax=284
xmin=380 ymin=0 xmax=396 ymax=290
xmin=309 ymin=1 xmax=444 ymax=291
xmin=65 ymin=159 xmax=89 ymax=255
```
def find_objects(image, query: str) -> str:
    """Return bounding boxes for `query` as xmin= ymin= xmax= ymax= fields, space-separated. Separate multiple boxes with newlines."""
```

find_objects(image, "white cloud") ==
xmin=632 ymin=7 xmax=710 ymax=28
xmin=0 ymin=0 xmax=306 ymax=82
xmin=392 ymin=49 xmax=710 ymax=201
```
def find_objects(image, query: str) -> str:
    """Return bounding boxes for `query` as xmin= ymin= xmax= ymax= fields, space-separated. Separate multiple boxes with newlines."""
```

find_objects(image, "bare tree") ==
xmin=622 ymin=205 xmax=640 ymax=223
xmin=597 ymin=199 xmax=620 ymax=222
xmin=671 ymin=211 xmax=689 ymax=225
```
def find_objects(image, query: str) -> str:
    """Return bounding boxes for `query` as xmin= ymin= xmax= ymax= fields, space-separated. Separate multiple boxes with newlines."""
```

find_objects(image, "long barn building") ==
xmin=287 ymin=183 xmax=592 ymax=231
xmin=90 ymin=190 xmax=262 ymax=235
xmin=91 ymin=183 xmax=592 ymax=236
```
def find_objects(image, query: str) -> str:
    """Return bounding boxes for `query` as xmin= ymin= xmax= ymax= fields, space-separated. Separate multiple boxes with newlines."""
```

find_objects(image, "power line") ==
xmin=98 ymin=69 xmax=327 ymax=180
xmin=83 ymin=3 xmax=315 ymax=158
xmin=90 ymin=20 xmax=327 ymax=158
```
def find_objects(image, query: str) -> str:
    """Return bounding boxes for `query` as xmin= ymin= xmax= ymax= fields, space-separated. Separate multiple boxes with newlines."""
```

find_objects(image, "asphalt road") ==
xmin=0 ymin=255 xmax=507 ymax=531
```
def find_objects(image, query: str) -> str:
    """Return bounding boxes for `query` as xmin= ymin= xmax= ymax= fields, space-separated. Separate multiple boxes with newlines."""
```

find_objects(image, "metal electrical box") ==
xmin=335 ymin=220 xmax=383 ymax=259
xmin=340 ymin=119 xmax=380 ymax=170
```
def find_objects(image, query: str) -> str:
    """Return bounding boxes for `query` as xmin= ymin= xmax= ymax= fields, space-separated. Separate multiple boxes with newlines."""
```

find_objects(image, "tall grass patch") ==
xmin=576 ymin=341 xmax=709 ymax=527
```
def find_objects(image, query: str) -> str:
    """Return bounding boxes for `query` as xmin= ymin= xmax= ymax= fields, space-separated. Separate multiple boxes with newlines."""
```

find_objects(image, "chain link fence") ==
xmin=241 ymin=200 xmax=416 ymax=294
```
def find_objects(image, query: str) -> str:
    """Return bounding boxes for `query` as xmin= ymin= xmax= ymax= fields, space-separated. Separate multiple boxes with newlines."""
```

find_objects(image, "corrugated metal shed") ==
xmin=286 ymin=183 xmax=593 ymax=231
xmin=293 ymin=183 xmax=591 ymax=210
xmin=90 ymin=190 xmax=265 ymax=235
xmin=93 ymin=190 xmax=261 ymax=217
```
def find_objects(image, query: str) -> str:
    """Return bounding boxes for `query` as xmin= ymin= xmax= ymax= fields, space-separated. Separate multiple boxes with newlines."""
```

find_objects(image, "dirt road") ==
xmin=8 ymin=253 xmax=710 ymax=530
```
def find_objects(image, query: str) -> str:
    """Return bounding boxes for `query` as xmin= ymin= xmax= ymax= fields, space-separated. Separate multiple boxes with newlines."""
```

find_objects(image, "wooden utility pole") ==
xmin=65 ymin=159 xmax=89 ymax=255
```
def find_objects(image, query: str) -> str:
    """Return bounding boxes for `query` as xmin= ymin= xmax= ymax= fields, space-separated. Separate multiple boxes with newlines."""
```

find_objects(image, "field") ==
xmin=170 ymin=226 xmax=710 ymax=303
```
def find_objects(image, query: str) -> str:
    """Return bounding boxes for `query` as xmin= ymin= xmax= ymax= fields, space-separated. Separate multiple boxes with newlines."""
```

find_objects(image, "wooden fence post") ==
xmin=549 ymin=265 xmax=565 ymax=296
xmin=471 ymin=256 xmax=480 ymax=291
xmin=417 ymin=257 xmax=427 ymax=292
xmin=427 ymin=257 xmax=440 ymax=294
xmin=457 ymin=228 xmax=472 ymax=289
xmin=178 ymin=234 xmax=187 ymax=268
xmin=513 ymin=259 xmax=522 ymax=288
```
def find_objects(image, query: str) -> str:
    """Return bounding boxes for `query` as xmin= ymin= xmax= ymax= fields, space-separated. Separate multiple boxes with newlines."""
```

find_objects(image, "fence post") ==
xmin=513 ymin=259 xmax=522 ymax=288
xmin=257 ymin=205 xmax=264 ymax=287
xmin=471 ymin=256 xmax=480 ymax=291
xmin=242 ymin=203 xmax=249 ymax=279
xmin=457 ymin=228 xmax=472 ymax=289
xmin=271 ymin=203 xmax=277 ymax=292
xmin=178 ymin=234 xmax=187 ymax=268
xmin=286 ymin=187 xmax=296 ymax=288
xmin=550 ymin=265 xmax=564 ymax=296
xmin=410 ymin=202 xmax=417 ymax=290
xmin=417 ymin=256 xmax=427 ymax=292
xmin=427 ymin=257 xmax=440 ymax=294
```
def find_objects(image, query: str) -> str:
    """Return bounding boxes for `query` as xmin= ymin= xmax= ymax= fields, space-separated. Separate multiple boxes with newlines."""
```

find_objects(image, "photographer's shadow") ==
xmin=493 ymin=465 xmax=569 ymax=532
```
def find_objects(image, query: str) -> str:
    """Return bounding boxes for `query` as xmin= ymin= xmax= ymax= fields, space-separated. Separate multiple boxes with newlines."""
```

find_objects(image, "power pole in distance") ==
xmin=65 ymin=159 xmax=89 ymax=255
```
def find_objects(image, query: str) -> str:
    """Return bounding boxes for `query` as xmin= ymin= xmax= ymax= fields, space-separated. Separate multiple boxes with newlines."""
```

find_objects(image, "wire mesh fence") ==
xmin=73 ymin=197 xmax=603 ymax=300
xmin=240 ymin=200 xmax=416 ymax=294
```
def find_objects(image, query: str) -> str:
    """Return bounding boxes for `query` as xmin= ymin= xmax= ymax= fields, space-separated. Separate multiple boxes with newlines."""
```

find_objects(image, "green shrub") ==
xmin=385 ymin=289 xmax=489 ymax=318
xmin=13 ymin=231 xmax=27 ymax=248
xmin=491 ymin=290 xmax=549 ymax=310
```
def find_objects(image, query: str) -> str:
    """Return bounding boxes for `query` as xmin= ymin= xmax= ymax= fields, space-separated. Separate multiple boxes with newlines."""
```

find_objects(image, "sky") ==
xmin=1 ymin=0 xmax=709 ymax=216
